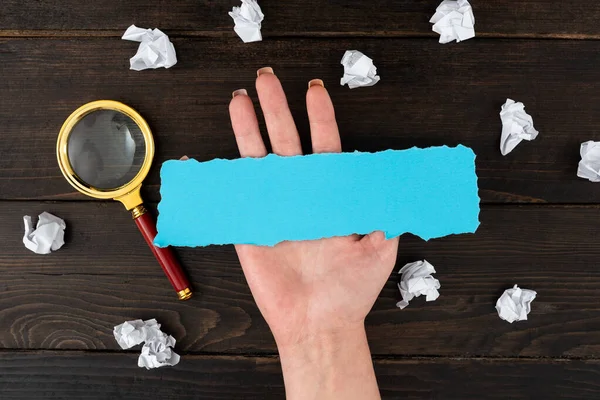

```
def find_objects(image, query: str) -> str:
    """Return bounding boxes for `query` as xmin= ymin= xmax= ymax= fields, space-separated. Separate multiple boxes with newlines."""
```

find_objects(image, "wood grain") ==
xmin=1 ymin=351 xmax=600 ymax=399
xmin=2 ymin=1 xmax=600 ymax=39
xmin=2 ymin=38 xmax=600 ymax=203
xmin=2 ymin=201 xmax=600 ymax=357
xmin=2 ymin=1 xmax=599 ymax=397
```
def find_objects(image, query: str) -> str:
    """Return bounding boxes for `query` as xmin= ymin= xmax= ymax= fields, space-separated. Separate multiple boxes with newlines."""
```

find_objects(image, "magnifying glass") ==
xmin=57 ymin=100 xmax=192 ymax=301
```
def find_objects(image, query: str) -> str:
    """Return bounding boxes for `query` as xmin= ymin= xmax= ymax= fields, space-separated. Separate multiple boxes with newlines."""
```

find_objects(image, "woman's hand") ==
xmin=229 ymin=67 xmax=399 ymax=400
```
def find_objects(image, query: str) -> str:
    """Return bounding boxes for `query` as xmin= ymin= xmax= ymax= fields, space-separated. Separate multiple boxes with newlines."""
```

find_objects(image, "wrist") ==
xmin=277 ymin=323 xmax=380 ymax=400
xmin=276 ymin=322 xmax=367 ymax=362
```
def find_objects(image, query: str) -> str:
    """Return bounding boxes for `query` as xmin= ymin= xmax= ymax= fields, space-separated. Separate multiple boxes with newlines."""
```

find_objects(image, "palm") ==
xmin=236 ymin=234 xmax=398 ymax=346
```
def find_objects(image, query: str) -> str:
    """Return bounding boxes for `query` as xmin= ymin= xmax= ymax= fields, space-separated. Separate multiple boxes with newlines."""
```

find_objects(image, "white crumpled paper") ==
xmin=499 ymin=98 xmax=539 ymax=156
xmin=139 ymin=335 xmax=180 ymax=369
xmin=229 ymin=0 xmax=264 ymax=43
xmin=114 ymin=319 xmax=180 ymax=369
xmin=495 ymin=285 xmax=537 ymax=323
xmin=340 ymin=50 xmax=380 ymax=89
xmin=121 ymin=25 xmax=177 ymax=71
xmin=577 ymin=141 xmax=600 ymax=182
xmin=396 ymin=260 xmax=441 ymax=309
xmin=23 ymin=212 xmax=66 ymax=254
xmin=430 ymin=0 xmax=475 ymax=44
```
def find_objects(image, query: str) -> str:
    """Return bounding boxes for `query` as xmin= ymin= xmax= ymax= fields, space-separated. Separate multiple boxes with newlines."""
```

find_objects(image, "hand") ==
xmin=229 ymin=68 xmax=399 ymax=400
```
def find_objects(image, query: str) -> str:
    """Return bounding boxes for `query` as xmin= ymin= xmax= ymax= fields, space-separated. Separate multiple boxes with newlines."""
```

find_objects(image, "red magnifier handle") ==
xmin=132 ymin=205 xmax=192 ymax=300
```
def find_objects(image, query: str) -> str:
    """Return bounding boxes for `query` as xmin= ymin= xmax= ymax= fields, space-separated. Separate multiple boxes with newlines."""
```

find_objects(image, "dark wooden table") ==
xmin=2 ymin=1 xmax=600 ymax=399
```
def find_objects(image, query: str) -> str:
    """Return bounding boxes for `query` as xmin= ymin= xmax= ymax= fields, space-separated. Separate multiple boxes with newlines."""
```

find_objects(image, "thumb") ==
xmin=361 ymin=231 xmax=400 ymax=259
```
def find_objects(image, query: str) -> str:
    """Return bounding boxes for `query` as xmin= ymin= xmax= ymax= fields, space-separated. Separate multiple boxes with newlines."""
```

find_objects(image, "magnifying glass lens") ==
xmin=67 ymin=109 xmax=146 ymax=189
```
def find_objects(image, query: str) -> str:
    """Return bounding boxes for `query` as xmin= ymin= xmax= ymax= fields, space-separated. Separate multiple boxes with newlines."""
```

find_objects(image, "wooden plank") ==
xmin=2 ymin=1 xmax=600 ymax=39
xmin=2 ymin=201 xmax=600 ymax=357
xmin=2 ymin=38 xmax=600 ymax=203
xmin=1 ymin=352 xmax=600 ymax=399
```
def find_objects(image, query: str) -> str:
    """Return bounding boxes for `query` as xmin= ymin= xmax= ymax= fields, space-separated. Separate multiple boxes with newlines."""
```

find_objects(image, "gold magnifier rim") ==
xmin=56 ymin=100 xmax=155 ymax=200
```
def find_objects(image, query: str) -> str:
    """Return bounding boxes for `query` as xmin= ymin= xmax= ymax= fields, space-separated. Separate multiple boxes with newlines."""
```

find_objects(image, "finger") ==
xmin=229 ymin=89 xmax=268 ymax=158
xmin=364 ymin=230 xmax=386 ymax=244
xmin=256 ymin=67 xmax=302 ymax=156
xmin=361 ymin=231 xmax=400 ymax=257
xmin=306 ymin=79 xmax=341 ymax=153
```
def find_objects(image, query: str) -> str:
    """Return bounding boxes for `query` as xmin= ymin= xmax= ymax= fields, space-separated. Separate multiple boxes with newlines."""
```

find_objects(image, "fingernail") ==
xmin=232 ymin=89 xmax=248 ymax=98
xmin=308 ymin=79 xmax=324 ymax=89
xmin=257 ymin=67 xmax=274 ymax=77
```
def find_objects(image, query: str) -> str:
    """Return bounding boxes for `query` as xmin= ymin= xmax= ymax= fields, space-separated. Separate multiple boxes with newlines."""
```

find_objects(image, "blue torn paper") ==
xmin=154 ymin=145 xmax=480 ymax=247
